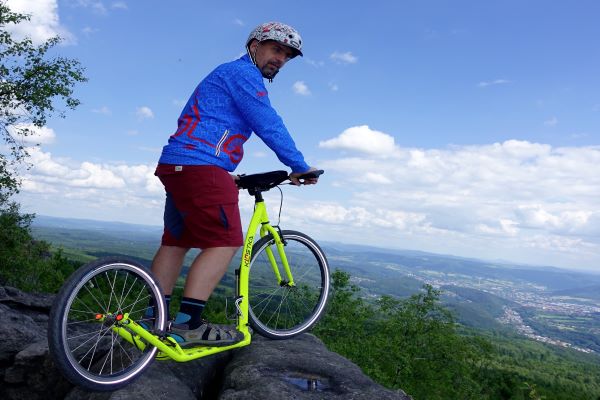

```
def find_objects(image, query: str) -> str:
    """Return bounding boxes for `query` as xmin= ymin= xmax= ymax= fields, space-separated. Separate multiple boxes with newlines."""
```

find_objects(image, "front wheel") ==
xmin=48 ymin=257 xmax=166 ymax=391
xmin=248 ymin=230 xmax=330 ymax=339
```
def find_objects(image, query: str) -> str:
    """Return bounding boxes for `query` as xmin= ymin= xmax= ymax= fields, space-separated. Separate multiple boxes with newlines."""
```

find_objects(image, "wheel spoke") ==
xmin=50 ymin=259 xmax=165 ymax=390
xmin=248 ymin=232 xmax=329 ymax=338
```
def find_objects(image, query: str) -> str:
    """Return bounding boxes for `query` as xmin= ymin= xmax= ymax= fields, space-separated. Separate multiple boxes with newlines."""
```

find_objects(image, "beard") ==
xmin=260 ymin=63 xmax=280 ymax=80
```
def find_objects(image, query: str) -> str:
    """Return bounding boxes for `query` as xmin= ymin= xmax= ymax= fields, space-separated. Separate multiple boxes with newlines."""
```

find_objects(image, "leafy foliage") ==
xmin=313 ymin=270 xmax=600 ymax=400
xmin=0 ymin=1 xmax=86 ymax=205
xmin=0 ymin=202 xmax=80 ymax=292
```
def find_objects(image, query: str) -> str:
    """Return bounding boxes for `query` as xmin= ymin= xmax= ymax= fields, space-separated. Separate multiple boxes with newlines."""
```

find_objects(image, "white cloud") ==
xmin=111 ymin=1 xmax=128 ymax=10
xmin=330 ymin=51 xmax=358 ymax=64
xmin=233 ymin=18 xmax=244 ymax=26
xmin=544 ymin=116 xmax=558 ymax=127
xmin=292 ymin=81 xmax=311 ymax=96
xmin=23 ymin=147 xmax=161 ymax=192
xmin=478 ymin=79 xmax=511 ymax=88
xmin=8 ymin=124 xmax=56 ymax=145
xmin=328 ymin=82 xmax=339 ymax=92
xmin=136 ymin=106 xmax=154 ymax=120
xmin=319 ymin=125 xmax=397 ymax=156
xmin=252 ymin=151 xmax=267 ymax=158
xmin=17 ymin=126 xmax=600 ymax=270
xmin=82 ymin=26 xmax=99 ymax=36
xmin=19 ymin=147 xmax=165 ymax=225
xmin=317 ymin=136 xmax=600 ymax=268
xmin=70 ymin=0 xmax=107 ymax=14
xmin=5 ymin=0 xmax=75 ymax=44
xmin=92 ymin=106 xmax=111 ymax=115
xmin=305 ymin=59 xmax=325 ymax=68
xmin=172 ymin=99 xmax=186 ymax=108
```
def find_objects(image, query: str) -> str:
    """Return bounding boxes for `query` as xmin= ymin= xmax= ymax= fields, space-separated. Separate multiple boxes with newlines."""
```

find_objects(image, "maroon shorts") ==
xmin=155 ymin=164 xmax=243 ymax=249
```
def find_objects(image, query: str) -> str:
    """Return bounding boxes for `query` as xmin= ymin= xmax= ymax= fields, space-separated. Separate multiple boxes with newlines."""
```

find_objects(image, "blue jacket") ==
xmin=159 ymin=54 xmax=310 ymax=173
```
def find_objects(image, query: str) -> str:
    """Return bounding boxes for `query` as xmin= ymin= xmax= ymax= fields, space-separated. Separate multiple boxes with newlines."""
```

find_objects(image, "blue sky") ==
xmin=6 ymin=0 xmax=600 ymax=271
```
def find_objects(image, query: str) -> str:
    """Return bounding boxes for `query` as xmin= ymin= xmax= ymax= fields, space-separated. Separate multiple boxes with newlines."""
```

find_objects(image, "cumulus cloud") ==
xmin=22 ymin=147 xmax=163 ymax=194
xmin=292 ymin=81 xmax=311 ymax=96
xmin=330 ymin=51 xmax=358 ymax=64
xmin=5 ymin=0 xmax=74 ymax=44
xmin=317 ymin=135 xmax=600 ymax=268
xmin=17 ymin=124 xmax=600 ymax=269
xmin=136 ymin=106 xmax=154 ymax=120
xmin=17 ymin=146 xmax=167 ymax=225
xmin=8 ymin=124 xmax=56 ymax=145
xmin=319 ymin=125 xmax=397 ymax=156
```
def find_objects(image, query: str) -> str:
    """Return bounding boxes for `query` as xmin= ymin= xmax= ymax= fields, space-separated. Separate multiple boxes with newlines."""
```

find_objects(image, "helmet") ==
xmin=246 ymin=22 xmax=303 ymax=57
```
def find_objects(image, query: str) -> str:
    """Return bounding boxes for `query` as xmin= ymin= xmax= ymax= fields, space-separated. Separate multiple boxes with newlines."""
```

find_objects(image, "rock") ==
xmin=0 ymin=285 xmax=53 ymax=361
xmin=219 ymin=334 xmax=411 ymax=399
xmin=0 ymin=286 xmax=54 ymax=310
xmin=163 ymin=352 xmax=232 ymax=398
xmin=3 ymin=340 xmax=71 ymax=400
xmin=0 ymin=285 xmax=412 ymax=400
xmin=0 ymin=303 xmax=46 ymax=361
xmin=64 ymin=363 xmax=196 ymax=400
xmin=62 ymin=350 xmax=232 ymax=400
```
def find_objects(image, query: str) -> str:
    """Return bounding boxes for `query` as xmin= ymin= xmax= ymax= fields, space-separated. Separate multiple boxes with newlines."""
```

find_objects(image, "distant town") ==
xmin=397 ymin=265 xmax=599 ymax=354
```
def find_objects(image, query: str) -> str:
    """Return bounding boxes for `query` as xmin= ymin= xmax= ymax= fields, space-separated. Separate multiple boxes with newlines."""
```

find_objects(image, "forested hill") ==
xmin=18 ymin=216 xmax=600 ymax=399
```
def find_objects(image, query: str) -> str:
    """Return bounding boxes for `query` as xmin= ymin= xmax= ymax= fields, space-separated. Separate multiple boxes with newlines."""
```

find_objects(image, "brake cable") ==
xmin=274 ymin=185 xmax=286 ymax=245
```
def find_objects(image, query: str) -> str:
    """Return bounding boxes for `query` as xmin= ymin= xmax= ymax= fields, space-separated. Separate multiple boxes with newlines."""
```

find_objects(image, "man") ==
xmin=150 ymin=22 xmax=319 ymax=347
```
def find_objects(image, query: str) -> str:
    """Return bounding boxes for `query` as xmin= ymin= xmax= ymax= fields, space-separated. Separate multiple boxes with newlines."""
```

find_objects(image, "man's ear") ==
xmin=248 ymin=39 xmax=258 ymax=53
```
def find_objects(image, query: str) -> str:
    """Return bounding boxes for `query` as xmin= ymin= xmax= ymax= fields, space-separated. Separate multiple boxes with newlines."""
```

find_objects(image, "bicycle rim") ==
xmin=55 ymin=261 xmax=164 ymax=388
xmin=249 ymin=231 xmax=330 ymax=339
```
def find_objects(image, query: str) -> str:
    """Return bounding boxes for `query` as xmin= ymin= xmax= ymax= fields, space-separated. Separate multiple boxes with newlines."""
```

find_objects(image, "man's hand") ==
xmin=290 ymin=167 xmax=320 ymax=186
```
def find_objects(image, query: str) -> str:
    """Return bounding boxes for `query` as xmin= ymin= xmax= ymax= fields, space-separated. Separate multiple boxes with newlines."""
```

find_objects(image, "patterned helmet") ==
xmin=246 ymin=22 xmax=303 ymax=57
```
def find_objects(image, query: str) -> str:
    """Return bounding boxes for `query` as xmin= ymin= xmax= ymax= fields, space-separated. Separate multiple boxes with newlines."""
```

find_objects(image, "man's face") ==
xmin=250 ymin=40 xmax=296 ymax=79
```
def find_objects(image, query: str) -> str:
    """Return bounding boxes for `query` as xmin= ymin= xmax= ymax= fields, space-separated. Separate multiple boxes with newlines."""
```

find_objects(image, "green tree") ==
xmin=0 ymin=1 xmax=85 ymax=292
xmin=313 ymin=270 xmax=375 ymax=357
xmin=0 ymin=0 xmax=86 ymax=205
xmin=0 ymin=201 xmax=79 ymax=292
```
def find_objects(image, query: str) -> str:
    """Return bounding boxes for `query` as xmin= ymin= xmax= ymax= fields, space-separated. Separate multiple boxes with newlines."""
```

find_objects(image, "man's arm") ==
xmin=226 ymin=71 xmax=310 ymax=173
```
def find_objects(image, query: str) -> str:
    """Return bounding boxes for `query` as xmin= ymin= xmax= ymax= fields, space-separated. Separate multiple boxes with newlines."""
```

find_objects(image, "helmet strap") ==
xmin=248 ymin=40 xmax=275 ymax=83
xmin=247 ymin=40 xmax=260 ymax=66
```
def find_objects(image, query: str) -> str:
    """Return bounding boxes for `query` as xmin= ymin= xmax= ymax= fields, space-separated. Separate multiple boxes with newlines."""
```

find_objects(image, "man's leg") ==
xmin=183 ymin=246 xmax=239 ymax=300
xmin=142 ymin=245 xmax=189 ymax=325
xmin=173 ymin=246 xmax=239 ymax=328
xmin=170 ymin=246 xmax=243 ymax=346
xmin=151 ymin=245 xmax=189 ymax=295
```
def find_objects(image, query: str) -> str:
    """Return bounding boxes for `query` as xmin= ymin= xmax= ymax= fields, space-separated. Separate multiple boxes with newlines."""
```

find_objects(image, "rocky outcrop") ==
xmin=221 ymin=334 xmax=409 ymax=399
xmin=0 ymin=286 xmax=411 ymax=399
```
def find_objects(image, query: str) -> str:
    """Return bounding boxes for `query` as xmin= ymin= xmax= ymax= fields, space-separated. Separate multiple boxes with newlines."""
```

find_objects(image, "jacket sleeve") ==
xmin=225 ymin=69 xmax=310 ymax=173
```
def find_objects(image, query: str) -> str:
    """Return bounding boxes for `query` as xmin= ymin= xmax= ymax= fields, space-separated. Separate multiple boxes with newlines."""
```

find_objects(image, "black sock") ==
xmin=174 ymin=297 xmax=206 ymax=329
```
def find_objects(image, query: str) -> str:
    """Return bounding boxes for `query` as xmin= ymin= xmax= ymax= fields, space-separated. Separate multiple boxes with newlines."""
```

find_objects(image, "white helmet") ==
xmin=246 ymin=22 xmax=303 ymax=57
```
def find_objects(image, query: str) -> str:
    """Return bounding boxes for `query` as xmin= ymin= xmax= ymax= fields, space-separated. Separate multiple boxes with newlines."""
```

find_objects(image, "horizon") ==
xmin=5 ymin=0 xmax=600 ymax=272
xmin=32 ymin=213 xmax=600 ymax=276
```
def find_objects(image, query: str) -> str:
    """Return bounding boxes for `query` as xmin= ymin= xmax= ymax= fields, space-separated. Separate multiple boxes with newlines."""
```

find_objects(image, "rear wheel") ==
xmin=248 ymin=230 xmax=330 ymax=339
xmin=48 ymin=257 xmax=166 ymax=391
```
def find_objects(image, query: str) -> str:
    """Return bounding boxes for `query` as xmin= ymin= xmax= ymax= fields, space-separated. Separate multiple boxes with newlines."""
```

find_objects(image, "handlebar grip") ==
xmin=297 ymin=170 xmax=324 ymax=180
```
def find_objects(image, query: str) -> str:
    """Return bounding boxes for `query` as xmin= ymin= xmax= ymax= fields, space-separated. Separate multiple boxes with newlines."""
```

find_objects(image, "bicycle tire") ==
xmin=248 ymin=230 xmax=330 ymax=339
xmin=48 ymin=257 xmax=166 ymax=391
